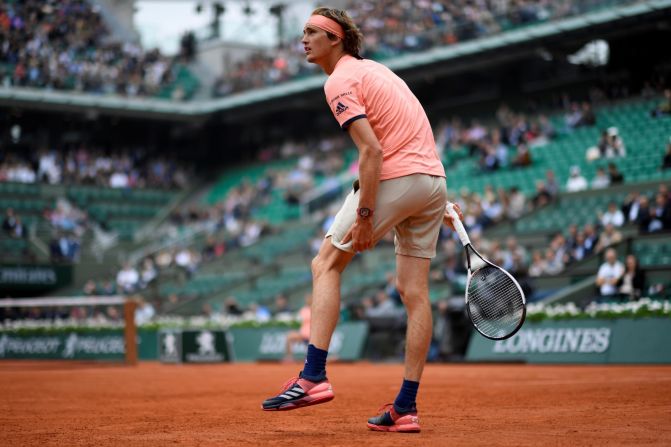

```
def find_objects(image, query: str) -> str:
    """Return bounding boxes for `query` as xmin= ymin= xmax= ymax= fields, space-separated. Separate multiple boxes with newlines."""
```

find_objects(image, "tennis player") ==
xmin=262 ymin=7 xmax=462 ymax=433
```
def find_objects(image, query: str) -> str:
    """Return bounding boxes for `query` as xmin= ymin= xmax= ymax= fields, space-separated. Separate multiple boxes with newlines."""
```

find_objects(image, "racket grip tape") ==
xmin=446 ymin=202 xmax=471 ymax=246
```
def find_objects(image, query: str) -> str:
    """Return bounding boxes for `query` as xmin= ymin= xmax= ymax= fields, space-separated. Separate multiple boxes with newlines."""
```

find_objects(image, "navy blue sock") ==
xmin=301 ymin=344 xmax=328 ymax=382
xmin=393 ymin=379 xmax=419 ymax=413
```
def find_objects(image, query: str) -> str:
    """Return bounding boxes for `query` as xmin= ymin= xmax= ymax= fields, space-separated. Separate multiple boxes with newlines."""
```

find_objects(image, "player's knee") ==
xmin=396 ymin=282 xmax=428 ymax=306
xmin=311 ymin=252 xmax=346 ymax=278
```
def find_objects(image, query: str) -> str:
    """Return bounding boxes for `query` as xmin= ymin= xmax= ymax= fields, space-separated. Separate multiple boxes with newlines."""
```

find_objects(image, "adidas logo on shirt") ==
xmin=335 ymin=101 xmax=348 ymax=116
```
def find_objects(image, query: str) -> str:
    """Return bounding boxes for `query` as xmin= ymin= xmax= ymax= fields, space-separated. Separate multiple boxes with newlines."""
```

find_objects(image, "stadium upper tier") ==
xmin=0 ymin=0 xmax=199 ymax=100
xmin=1 ymin=0 xmax=668 ymax=118
xmin=216 ymin=0 xmax=644 ymax=97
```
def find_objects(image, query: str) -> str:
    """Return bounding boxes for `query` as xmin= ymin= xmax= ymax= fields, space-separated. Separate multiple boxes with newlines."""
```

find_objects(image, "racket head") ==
xmin=464 ymin=246 xmax=526 ymax=341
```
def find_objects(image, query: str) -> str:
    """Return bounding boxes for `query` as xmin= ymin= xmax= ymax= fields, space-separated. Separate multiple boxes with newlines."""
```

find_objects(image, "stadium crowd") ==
xmin=0 ymin=147 xmax=190 ymax=189
xmin=212 ymin=0 xmax=636 ymax=97
xmin=0 ymin=0 xmax=191 ymax=98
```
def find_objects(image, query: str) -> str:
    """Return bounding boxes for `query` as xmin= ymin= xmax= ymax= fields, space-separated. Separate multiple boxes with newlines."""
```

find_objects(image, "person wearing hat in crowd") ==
xmin=566 ymin=166 xmax=588 ymax=192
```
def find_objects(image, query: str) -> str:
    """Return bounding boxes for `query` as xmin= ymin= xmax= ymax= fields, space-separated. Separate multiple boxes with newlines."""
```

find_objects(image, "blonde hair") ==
xmin=311 ymin=7 xmax=363 ymax=59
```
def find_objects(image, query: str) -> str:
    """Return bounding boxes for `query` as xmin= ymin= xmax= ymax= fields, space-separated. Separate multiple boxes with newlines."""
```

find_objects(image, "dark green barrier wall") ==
xmin=229 ymin=322 xmax=368 ymax=362
xmin=467 ymin=318 xmax=671 ymax=363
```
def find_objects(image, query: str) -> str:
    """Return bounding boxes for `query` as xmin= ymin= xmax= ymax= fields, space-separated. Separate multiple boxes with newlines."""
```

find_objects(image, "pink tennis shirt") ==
xmin=324 ymin=54 xmax=446 ymax=180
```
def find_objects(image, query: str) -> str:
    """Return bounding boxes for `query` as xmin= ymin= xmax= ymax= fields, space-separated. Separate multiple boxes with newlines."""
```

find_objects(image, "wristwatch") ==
xmin=357 ymin=207 xmax=374 ymax=219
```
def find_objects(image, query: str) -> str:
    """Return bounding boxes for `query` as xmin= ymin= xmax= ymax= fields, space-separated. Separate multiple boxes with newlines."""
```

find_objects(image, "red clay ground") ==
xmin=1 ymin=362 xmax=670 ymax=446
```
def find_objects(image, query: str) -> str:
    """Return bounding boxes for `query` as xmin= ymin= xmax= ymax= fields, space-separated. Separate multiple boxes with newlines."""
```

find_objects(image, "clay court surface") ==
xmin=2 ymin=362 xmax=670 ymax=446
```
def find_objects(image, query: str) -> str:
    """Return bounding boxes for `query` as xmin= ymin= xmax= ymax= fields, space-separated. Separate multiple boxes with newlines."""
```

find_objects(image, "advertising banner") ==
xmin=0 ymin=330 xmax=124 ymax=360
xmin=466 ymin=318 xmax=671 ymax=363
xmin=228 ymin=321 xmax=368 ymax=362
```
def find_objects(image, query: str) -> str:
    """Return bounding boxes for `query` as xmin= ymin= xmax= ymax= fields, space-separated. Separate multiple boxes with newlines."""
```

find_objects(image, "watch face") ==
xmin=358 ymin=208 xmax=371 ymax=218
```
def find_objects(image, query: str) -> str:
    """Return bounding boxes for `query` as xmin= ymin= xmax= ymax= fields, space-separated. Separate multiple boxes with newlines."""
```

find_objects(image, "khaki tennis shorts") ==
xmin=326 ymin=173 xmax=447 ymax=258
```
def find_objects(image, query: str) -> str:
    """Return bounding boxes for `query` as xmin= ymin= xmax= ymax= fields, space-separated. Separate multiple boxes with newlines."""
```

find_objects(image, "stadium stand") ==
xmin=211 ymin=0 xmax=643 ymax=97
xmin=0 ymin=0 xmax=199 ymax=99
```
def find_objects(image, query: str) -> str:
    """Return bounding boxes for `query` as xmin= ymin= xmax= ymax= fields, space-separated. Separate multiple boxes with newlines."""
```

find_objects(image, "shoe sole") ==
xmin=366 ymin=422 xmax=421 ymax=433
xmin=262 ymin=391 xmax=334 ymax=411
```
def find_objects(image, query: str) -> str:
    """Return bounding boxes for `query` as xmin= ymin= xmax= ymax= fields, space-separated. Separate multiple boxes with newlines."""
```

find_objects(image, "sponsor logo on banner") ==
xmin=0 ymin=332 xmax=124 ymax=358
xmin=0 ymin=267 xmax=57 ymax=285
xmin=492 ymin=328 xmax=611 ymax=354
xmin=62 ymin=333 xmax=124 ymax=358
xmin=0 ymin=334 xmax=61 ymax=357
xmin=185 ymin=330 xmax=224 ymax=362
xmin=258 ymin=331 xmax=344 ymax=355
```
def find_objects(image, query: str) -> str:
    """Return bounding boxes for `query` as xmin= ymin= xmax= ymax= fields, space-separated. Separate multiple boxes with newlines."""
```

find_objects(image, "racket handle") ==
xmin=446 ymin=202 xmax=471 ymax=246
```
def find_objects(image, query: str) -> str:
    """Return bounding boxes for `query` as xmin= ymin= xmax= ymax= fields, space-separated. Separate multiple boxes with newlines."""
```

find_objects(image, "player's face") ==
xmin=301 ymin=25 xmax=332 ymax=63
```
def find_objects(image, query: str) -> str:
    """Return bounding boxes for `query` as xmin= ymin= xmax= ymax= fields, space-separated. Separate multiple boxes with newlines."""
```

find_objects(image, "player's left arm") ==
xmin=341 ymin=117 xmax=382 ymax=252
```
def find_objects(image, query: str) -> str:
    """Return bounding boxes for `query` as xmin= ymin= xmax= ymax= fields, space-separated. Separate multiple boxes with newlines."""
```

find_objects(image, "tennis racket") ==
xmin=446 ymin=203 xmax=526 ymax=340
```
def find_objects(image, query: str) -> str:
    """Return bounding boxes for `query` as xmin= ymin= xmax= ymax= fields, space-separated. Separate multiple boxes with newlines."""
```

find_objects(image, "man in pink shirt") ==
xmin=262 ymin=7 xmax=462 ymax=432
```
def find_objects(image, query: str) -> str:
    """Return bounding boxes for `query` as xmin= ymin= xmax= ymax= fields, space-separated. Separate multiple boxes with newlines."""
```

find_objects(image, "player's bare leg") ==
xmin=262 ymin=238 xmax=354 ymax=411
xmin=368 ymin=254 xmax=429 ymax=432
xmin=395 ymin=254 xmax=433 ymax=381
xmin=308 ymin=238 xmax=355 ymax=350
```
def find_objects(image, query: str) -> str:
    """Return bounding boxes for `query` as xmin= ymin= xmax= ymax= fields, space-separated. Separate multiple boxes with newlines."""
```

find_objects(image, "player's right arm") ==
xmin=340 ymin=118 xmax=382 ymax=252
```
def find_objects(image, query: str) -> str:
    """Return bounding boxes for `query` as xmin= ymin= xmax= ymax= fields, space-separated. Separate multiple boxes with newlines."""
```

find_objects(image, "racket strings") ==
xmin=467 ymin=266 xmax=525 ymax=339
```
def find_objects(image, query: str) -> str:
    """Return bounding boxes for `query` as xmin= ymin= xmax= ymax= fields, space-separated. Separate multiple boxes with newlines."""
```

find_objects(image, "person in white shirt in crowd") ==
xmin=109 ymin=170 xmax=130 ymax=188
xmin=134 ymin=298 xmax=156 ymax=325
xmin=604 ymin=127 xmax=626 ymax=158
xmin=543 ymin=248 xmax=564 ymax=275
xmin=599 ymin=201 xmax=625 ymax=227
xmin=591 ymin=167 xmax=610 ymax=189
xmin=528 ymin=250 xmax=546 ymax=277
xmin=595 ymin=248 xmax=624 ymax=297
xmin=566 ymin=165 xmax=588 ymax=192
xmin=506 ymin=186 xmax=527 ymax=220
xmin=116 ymin=262 xmax=140 ymax=293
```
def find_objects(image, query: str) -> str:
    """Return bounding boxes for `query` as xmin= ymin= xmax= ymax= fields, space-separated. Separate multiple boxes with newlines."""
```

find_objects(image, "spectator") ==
xmin=599 ymin=202 xmax=625 ymax=227
xmin=506 ymin=186 xmax=527 ymax=220
xmin=528 ymin=250 xmax=545 ymax=277
xmin=544 ymin=170 xmax=559 ymax=198
xmin=587 ymin=130 xmax=610 ymax=161
xmin=635 ymin=195 xmax=653 ymax=233
xmin=365 ymin=290 xmax=399 ymax=318
xmin=604 ymin=127 xmax=626 ymax=158
xmin=595 ymin=223 xmax=623 ymax=253
xmin=116 ymin=262 xmax=140 ymax=294
xmin=224 ymin=296 xmax=244 ymax=316
xmin=648 ymin=192 xmax=671 ymax=232
xmin=622 ymin=191 xmax=641 ymax=223
xmin=607 ymin=163 xmax=624 ymax=184
xmin=139 ymin=258 xmax=158 ymax=289
xmin=273 ymin=294 xmax=293 ymax=319
xmin=566 ymin=166 xmax=588 ymax=192
xmin=617 ymin=254 xmax=645 ymax=301
xmin=577 ymin=102 xmax=596 ymax=127
xmin=510 ymin=143 xmax=532 ymax=167
xmin=564 ymin=102 xmax=583 ymax=129
xmin=134 ymin=299 xmax=156 ymax=325
xmin=532 ymin=180 xmax=552 ymax=208
xmin=543 ymin=248 xmax=564 ymax=275
xmin=2 ymin=208 xmax=18 ymax=236
xmin=595 ymin=248 xmax=624 ymax=297
xmin=591 ymin=167 xmax=610 ymax=189
xmin=650 ymin=89 xmax=671 ymax=117
xmin=582 ymin=224 xmax=599 ymax=255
